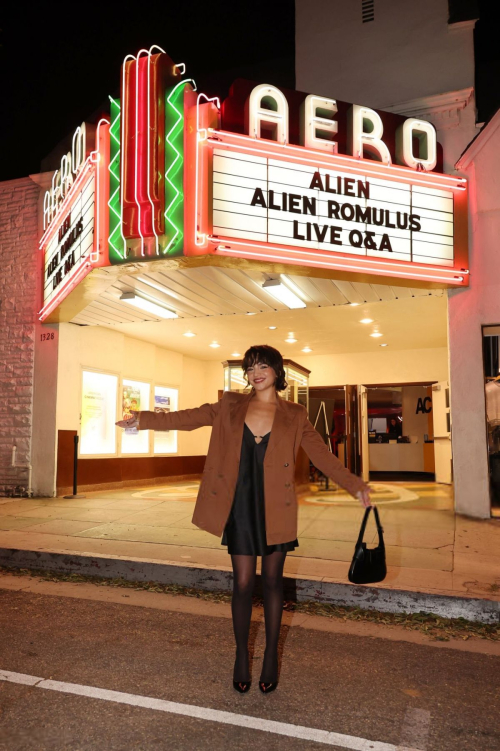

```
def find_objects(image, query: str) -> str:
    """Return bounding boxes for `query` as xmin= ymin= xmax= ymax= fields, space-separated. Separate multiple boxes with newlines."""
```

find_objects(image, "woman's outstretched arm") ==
xmin=116 ymin=398 xmax=223 ymax=432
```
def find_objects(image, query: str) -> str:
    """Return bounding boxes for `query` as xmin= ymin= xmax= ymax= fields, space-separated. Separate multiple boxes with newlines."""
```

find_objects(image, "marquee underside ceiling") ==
xmin=70 ymin=266 xmax=444 ymax=327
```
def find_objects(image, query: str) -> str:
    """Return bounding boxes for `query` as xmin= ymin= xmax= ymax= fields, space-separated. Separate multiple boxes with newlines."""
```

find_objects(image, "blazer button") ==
xmin=285 ymin=482 xmax=291 ymax=488
xmin=284 ymin=463 xmax=289 ymax=467
xmin=211 ymin=490 xmax=217 ymax=495
xmin=218 ymin=473 xmax=224 ymax=478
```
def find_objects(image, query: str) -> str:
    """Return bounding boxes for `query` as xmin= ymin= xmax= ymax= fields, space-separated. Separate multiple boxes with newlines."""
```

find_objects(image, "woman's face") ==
xmin=245 ymin=360 xmax=277 ymax=392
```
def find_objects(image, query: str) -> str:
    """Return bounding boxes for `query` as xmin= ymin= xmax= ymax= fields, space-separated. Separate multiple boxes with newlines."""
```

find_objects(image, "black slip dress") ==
xmin=221 ymin=423 xmax=299 ymax=556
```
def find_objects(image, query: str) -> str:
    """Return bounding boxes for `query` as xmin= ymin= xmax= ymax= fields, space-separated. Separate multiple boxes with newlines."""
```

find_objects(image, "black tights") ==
xmin=231 ymin=551 xmax=287 ymax=682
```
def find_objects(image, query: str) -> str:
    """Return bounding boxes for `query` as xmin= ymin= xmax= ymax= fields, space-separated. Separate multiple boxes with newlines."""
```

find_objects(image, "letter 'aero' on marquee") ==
xmin=38 ymin=49 xmax=469 ymax=321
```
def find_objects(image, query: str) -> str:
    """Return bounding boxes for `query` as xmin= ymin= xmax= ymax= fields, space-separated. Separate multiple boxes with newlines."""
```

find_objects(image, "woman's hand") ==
xmin=356 ymin=487 xmax=372 ymax=508
xmin=115 ymin=410 xmax=140 ymax=430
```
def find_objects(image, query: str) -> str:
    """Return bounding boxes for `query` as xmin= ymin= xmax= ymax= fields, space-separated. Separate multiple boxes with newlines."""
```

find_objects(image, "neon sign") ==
xmin=39 ymin=119 xmax=110 ymax=322
xmin=185 ymin=79 xmax=468 ymax=287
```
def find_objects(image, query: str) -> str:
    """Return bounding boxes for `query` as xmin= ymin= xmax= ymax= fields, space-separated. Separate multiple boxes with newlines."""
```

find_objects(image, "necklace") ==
xmin=244 ymin=423 xmax=270 ymax=444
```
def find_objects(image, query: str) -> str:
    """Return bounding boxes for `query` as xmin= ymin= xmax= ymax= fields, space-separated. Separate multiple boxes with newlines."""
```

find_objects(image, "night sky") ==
xmin=0 ymin=0 xmax=498 ymax=182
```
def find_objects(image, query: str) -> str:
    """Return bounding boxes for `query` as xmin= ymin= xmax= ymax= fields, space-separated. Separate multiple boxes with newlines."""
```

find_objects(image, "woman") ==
xmin=116 ymin=345 xmax=371 ymax=695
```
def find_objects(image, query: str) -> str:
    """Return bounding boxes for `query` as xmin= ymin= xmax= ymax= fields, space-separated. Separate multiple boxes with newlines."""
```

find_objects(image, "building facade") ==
xmin=1 ymin=0 xmax=497 ymax=520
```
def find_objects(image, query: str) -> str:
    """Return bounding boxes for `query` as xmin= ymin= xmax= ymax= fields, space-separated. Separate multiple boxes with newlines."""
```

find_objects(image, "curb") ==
xmin=0 ymin=546 xmax=498 ymax=624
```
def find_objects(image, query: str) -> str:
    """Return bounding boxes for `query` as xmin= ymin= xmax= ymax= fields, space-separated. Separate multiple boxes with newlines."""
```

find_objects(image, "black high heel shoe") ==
xmin=233 ymin=680 xmax=251 ymax=693
xmin=259 ymin=680 xmax=278 ymax=694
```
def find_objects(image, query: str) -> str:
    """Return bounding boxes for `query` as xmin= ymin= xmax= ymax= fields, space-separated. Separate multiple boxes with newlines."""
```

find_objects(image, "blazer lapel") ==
xmin=266 ymin=396 xmax=295 ymax=458
xmin=229 ymin=391 xmax=253 ymax=460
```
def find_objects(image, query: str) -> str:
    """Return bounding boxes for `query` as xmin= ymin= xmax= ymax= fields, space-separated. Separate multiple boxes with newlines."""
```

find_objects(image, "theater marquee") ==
xmin=187 ymin=83 xmax=468 ymax=287
xmin=38 ymin=49 xmax=469 ymax=325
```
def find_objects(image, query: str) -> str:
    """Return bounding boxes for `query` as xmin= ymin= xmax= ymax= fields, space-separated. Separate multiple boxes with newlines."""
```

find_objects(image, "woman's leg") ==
xmin=230 ymin=554 xmax=257 ymax=681
xmin=260 ymin=550 xmax=287 ymax=682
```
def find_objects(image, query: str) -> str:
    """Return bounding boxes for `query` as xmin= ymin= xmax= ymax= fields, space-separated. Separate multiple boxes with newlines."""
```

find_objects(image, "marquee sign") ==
xmin=185 ymin=81 xmax=468 ymax=287
xmin=39 ymin=120 xmax=110 ymax=321
xmin=39 ymin=47 xmax=469 ymax=322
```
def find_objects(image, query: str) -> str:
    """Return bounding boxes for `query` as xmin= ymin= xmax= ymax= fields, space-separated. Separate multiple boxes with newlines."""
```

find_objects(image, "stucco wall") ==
xmin=296 ymin=0 xmax=474 ymax=108
xmin=449 ymin=118 xmax=500 ymax=517
xmin=298 ymin=347 xmax=448 ymax=387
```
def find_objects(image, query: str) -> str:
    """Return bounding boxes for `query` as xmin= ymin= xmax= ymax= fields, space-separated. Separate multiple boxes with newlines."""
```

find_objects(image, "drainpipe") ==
xmin=11 ymin=444 xmax=33 ymax=497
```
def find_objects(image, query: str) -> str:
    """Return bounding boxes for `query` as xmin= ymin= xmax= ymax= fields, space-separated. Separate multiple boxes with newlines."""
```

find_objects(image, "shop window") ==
xmin=121 ymin=379 xmax=150 ymax=455
xmin=483 ymin=326 xmax=500 ymax=512
xmin=362 ymin=0 xmax=375 ymax=23
xmin=80 ymin=370 xmax=118 ymax=455
xmin=154 ymin=386 xmax=179 ymax=454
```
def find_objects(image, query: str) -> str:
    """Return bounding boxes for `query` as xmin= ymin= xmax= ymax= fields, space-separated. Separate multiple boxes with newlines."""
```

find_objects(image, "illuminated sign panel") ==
xmin=212 ymin=149 xmax=454 ymax=268
xmin=186 ymin=81 xmax=468 ymax=287
xmin=39 ymin=120 xmax=110 ymax=321
xmin=43 ymin=172 xmax=95 ymax=311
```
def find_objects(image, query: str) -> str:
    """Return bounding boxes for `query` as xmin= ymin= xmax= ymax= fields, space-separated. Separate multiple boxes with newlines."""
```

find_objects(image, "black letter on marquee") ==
xmin=328 ymin=201 xmax=340 ymax=219
xmin=379 ymin=234 xmax=393 ymax=252
xmin=309 ymin=171 xmax=324 ymax=191
xmin=313 ymin=223 xmax=328 ymax=243
xmin=250 ymin=188 xmax=266 ymax=208
xmin=364 ymin=231 xmax=377 ymax=250
xmin=303 ymin=196 xmax=317 ymax=216
xmin=355 ymin=205 xmax=372 ymax=224
xmin=409 ymin=214 xmax=421 ymax=231
xmin=349 ymin=230 xmax=363 ymax=248
xmin=268 ymin=190 xmax=280 ymax=210
xmin=293 ymin=220 xmax=305 ymax=240
xmin=330 ymin=226 xmax=342 ymax=245
xmin=357 ymin=180 xmax=370 ymax=199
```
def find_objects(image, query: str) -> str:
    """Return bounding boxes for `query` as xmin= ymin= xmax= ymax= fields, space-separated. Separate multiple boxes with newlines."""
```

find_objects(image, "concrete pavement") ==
xmin=0 ymin=572 xmax=499 ymax=750
xmin=0 ymin=480 xmax=499 ymax=621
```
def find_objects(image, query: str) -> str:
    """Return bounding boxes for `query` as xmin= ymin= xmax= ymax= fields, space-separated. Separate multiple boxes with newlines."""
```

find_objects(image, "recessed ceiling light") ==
xmin=268 ymin=326 xmax=277 ymax=330
xmin=370 ymin=332 xmax=383 ymax=338
xmin=246 ymin=312 xmax=256 ymax=316
xmin=209 ymin=342 xmax=221 ymax=348
xmin=349 ymin=302 xmax=360 ymax=307
xmin=231 ymin=352 xmax=241 ymax=357
xmin=263 ymin=278 xmax=306 ymax=309
xmin=302 ymin=346 xmax=312 ymax=353
xmin=120 ymin=292 xmax=178 ymax=319
xmin=285 ymin=337 xmax=297 ymax=344
xmin=380 ymin=343 xmax=388 ymax=347
xmin=183 ymin=331 xmax=196 ymax=337
xmin=360 ymin=318 xmax=373 ymax=324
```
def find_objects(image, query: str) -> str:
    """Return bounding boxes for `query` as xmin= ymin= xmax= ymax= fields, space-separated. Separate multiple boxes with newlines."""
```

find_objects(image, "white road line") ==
xmin=1 ymin=668 xmax=412 ymax=751
xmin=398 ymin=708 xmax=431 ymax=750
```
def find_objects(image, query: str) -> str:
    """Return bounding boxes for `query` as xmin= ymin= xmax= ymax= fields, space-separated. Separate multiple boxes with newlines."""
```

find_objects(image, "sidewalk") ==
xmin=0 ymin=481 xmax=499 ymax=620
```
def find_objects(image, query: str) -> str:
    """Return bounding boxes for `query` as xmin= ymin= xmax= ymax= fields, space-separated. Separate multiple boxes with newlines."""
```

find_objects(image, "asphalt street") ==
xmin=0 ymin=575 xmax=498 ymax=751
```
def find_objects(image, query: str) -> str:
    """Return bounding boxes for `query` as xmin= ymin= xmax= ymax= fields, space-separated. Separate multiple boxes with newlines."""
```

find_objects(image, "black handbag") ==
xmin=348 ymin=505 xmax=387 ymax=584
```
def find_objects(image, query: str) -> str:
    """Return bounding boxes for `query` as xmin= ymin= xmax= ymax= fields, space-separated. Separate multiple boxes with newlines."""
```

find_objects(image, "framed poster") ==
xmin=80 ymin=370 xmax=118 ymax=455
xmin=121 ymin=379 xmax=150 ymax=454
xmin=153 ymin=386 xmax=178 ymax=454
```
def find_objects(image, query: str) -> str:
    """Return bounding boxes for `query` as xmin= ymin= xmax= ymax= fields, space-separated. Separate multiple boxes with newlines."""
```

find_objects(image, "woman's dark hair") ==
xmin=242 ymin=345 xmax=288 ymax=392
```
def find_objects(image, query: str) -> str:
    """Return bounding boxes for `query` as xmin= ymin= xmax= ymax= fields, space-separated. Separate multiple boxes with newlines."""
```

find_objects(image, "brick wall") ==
xmin=0 ymin=177 xmax=40 ymax=495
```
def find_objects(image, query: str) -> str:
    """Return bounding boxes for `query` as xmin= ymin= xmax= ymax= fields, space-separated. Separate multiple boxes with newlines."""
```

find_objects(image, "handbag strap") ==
xmin=356 ymin=505 xmax=384 ymax=548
